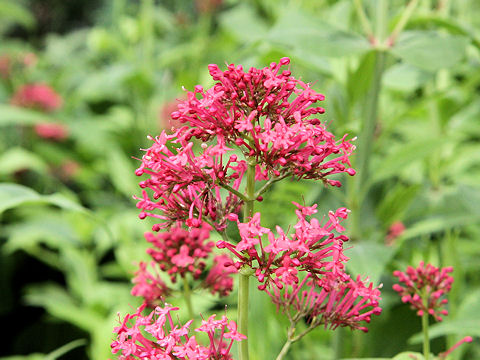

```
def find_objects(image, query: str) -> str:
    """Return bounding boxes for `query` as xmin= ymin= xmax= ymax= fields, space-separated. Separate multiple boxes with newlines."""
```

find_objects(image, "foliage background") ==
xmin=1 ymin=0 xmax=479 ymax=359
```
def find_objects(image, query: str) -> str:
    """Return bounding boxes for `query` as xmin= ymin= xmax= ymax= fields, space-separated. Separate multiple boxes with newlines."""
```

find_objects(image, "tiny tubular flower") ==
xmin=266 ymin=273 xmax=382 ymax=333
xmin=203 ymin=254 xmax=237 ymax=296
xmin=217 ymin=203 xmax=351 ymax=290
xmin=111 ymin=305 xmax=245 ymax=360
xmin=392 ymin=261 xmax=454 ymax=321
xmin=131 ymin=261 xmax=171 ymax=308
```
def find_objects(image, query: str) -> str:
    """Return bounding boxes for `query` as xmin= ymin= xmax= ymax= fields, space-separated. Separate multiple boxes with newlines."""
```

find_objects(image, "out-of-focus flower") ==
xmin=34 ymin=122 xmax=69 ymax=141
xmin=195 ymin=0 xmax=223 ymax=14
xmin=393 ymin=261 xmax=453 ymax=321
xmin=22 ymin=52 xmax=37 ymax=68
xmin=0 ymin=55 xmax=10 ymax=79
xmin=11 ymin=83 xmax=62 ymax=112
xmin=266 ymin=273 xmax=382 ymax=333
xmin=111 ymin=304 xmax=245 ymax=360
xmin=385 ymin=221 xmax=405 ymax=245
xmin=144 ymin=222 xmax=214 ymax=283
xmin=204 ymin=254 xmax=237 ymax=296
xmin=131 ymin=261 xmax=171 ymax=307
xmin=159 ymin=98 xmax=184 ymax=132
xmin=217 ymin=203 xmax=351 ymax=290
xmin=438 ymin=336 xmax=473 ymax=359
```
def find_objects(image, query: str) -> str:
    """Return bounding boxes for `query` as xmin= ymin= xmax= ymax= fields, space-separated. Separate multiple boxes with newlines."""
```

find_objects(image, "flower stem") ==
xmin=388 ymin=0 xmax=420 ymax=45
xmin=422 ymin=311 xmax=430 ymax=360
xmin=183 ymin=275 xmax=194 ymax=320
xmin=275 ymin=338 xmax=293 ymax=360
xmin=422 ymin=289 xmax=431 ymax=360
xmin=238 ymin=158 xmax=256 ymax=360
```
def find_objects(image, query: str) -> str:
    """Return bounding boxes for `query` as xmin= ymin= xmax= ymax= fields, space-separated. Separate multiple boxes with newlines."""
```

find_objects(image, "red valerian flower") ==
xmin=203 ymin=254 xmax=237 ymax=297
xmin=217 ymin=203 xmax=350 ymax=290
xmin=11 ymin=83 xmax=62 ymax=112
xmin=393 ymin=261 xmax=453 ymax=321
xmin=266 ymin=272 xmax=382 ymax=333
xmin=131 ymin=261 xmax=171 ymax=307
xmin=144 ymin=222 xmax=214 ymax=283
xmin=135 ymin=58 xmax=355 ymax=230
xmin=34 ymin=122 xmax=69 ymax=141
xmin=111 ymin=304 xmax=245 ymax=360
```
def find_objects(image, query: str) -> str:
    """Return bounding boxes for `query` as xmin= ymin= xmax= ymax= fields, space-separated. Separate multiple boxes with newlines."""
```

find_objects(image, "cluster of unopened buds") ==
xmin=392 ymin=261 xmax=453 ymax=321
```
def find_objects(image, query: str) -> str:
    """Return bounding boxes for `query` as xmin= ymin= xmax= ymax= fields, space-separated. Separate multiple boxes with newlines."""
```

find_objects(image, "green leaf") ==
xmin=0 ymin=104 xmax=54 ymax=126
xmin=24 ymin=283 xmax=104 ymax=331
xmin=383 ymin=63 xmax=432 ymax=92
xmin=219 ymin=4 xmax=268 ymax=43
xmin=106 ymin=146 xmax=138 ymax=197
xmin=345 ymin=242 xmax=395 ymax=284
xmin=268 ymin=7 xmax=370 ymax=58
xmin=392 ymin=352 xmax=425 ymax=360
xmin=0 ymin=0 xmax=35 ymax=30
xmin=370 ymin=138 xmax=444 ymax=185
xmin=376 ymin=184 xmax=420 ymax=225
xmin=0 ymin=183 xmax=88 ymax=214
xmin=0 ymin=147 xmax=48 ymax=175
xmin=391 ymin=31 xmax=469 ymax=72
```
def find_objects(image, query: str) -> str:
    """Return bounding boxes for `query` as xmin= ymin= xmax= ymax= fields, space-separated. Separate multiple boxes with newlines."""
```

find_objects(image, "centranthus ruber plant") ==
xmin=393 ymin=262 xmax=472 ymax=360
xmin=112 ymin=58 xmax=382 ymax=360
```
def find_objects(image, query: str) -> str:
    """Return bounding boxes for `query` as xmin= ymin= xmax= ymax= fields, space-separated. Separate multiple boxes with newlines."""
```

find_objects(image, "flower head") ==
xmin=392 ymin=261 xmax=454 ymax=321
xmin=217 ymin=203 xmax=351 ymax=290
xmin=111 ymin=304 xmax=245 ymax=360
xmin=131 ymin=261 xmax=171 ymax=307
xmin=34 ymin=122 xmax=69 ymax=141
xmin=266 ymin=272 xmax=382 ymax=333
xmin=144 ymin=222 xmax=213 ymax=283
xmin=11 ymin=83 xmax=62 ymax=112
xmin=203 ymin=254 xmax=237 ymax=296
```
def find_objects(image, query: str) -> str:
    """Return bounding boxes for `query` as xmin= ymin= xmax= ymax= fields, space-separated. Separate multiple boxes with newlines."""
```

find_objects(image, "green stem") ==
xmin=353 ymin=0 xmax=374 ymax=41
xmin=275 ymin=338 xmax=293 ymax=360
xmin=183 ymin=275 xmax=194 ymax=320
xmin=238 ymin=158 xmax=256 ymax=360
xmin=422 ymin=310 xmax=430 ymax=360
xmin=388 ymin=0 xmax=420 ymax=45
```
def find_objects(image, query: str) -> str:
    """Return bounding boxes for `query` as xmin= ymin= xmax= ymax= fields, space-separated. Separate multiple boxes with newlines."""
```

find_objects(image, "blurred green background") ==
xmin=1 ymin=0 xmax=479 ymax=359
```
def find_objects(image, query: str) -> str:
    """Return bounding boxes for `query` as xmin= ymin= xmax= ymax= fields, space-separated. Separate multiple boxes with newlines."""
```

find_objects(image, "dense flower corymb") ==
xmin=134 ymin=58 xmax=355 ymax=230
xmin=393 ymin=261 xmax=453 ymax=321
xmin=111 ymin=304 xmax=245 ymax=360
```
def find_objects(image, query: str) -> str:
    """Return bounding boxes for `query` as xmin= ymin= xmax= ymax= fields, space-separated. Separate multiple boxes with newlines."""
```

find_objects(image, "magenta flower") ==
xmin=217 ymin=203 xmax=350 ymax=290
xmin=144 ymin=222 xmax=213 ymax=283
xmin=131 ymin=261 xmax=171 ymax=307
xmin=393 ymin=261 xmax=454 ymax=321
xmin=34 ymin=122 xmax=69 ymax=141
xmin=111 ymin=304 xmax=245 ymax=360
xmin=266 ymin=272 xmax=382 ymax=333
xmin=11 ymin=83 xmax=62 ymax=112
xmin=203 ymin=254 xmax=237 ymax=297
xmin=134 ymin=58 xmax=355 ymax=230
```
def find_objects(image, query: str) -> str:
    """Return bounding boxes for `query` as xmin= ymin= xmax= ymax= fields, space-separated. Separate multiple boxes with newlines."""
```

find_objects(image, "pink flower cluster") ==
xmin=111 ymin=303 xmax=245 ymax=360
xmin=131 ymin=223 xmax=237 ymax=305
xmin=134 ymin=131 xmax=244 ymax=231
xmin=267 ymin=273 xmax=382 ymax=333
xmin=218 ymin=202 xmax=382 ymax=332
xmin=11 ymin=83 xmax=62 ymax=112
xmin=218 ymin=202 xmax=350 ymax=290
xmin=393 ymin=261 xmax=454 ymax=321
xmin=135 ymin=58 xmax=355 ymax=230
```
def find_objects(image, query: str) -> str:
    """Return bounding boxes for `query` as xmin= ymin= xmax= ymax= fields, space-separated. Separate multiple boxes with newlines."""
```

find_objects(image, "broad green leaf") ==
xmin=219 ymin=4 xmax=268 ymax=43
xmin=393 ymin=353 xmax=425 ymax=360
xmin=106 ymin=146 xmax=138 ymax=197
xmin=345 ymin=242 xmax=395 ymax=284
xmin=376 ymin=184 xmax=420 ymax=225
xmin=0 ymin=147 xmax=48 ymax=175
xmin=0 ymin=0 xmax=35 ymax=30
xmin=24 ymin=283 xmax=104 ymax=331
xmin=0 ymin=183 xmax=88 ymax=214
xmin=0 ymin=104 xmax=54 ymax=126
xmin=370 ymin=138 xmax=444 ymax=184
xmin=391 ymin=31 xmax=469 ymax=72
xmin=383 ymin=63 xmax=432 ymax=92
xmin=268 ymin=7 xmax=370 ymax=58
